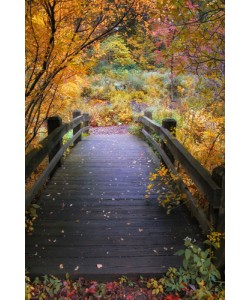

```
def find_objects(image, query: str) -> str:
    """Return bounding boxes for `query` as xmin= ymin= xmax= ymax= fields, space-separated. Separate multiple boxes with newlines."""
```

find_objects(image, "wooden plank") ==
xmin=26 ymin=134 xmax=203 ymax=280
xmin=25 ymin=256 xmax=182 ymax=281
xmin=25 ymin=245 xmax=185 ymax=258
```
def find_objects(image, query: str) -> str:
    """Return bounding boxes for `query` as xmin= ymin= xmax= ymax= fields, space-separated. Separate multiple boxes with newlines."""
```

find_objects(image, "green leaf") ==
xmin=30 ymin=208 xmax=36 ymax=214
xmin=185 ymin=249 xmax=192 ymax=260
xmin=204 ymin=259 xmax=210 ymax=268
xmin=192 ymin=247 xmax=198 ymax=253
xmin=200 ymin=251 xmax=208 ymax=259
xmin=193 ymin=254 xmax=199 ymax=263
xmin=183 ymin=259 xmax=188 ymax=270
xmin=65 ymin=273 xmax=70 ymax=281
xmin=32 ymin=204 xmax=40 ymax=209
xmin=34 ymin=277 xmax=40 ymax=285
xmin=175 ymin=249 xmax=185 ymax=256
xmin=196 ymin=277 xmax=201 ymax=284
xmin=197 ymin=260 xmax=202 ymax=267
xmin=212 ymin=269 xmax=221 ymax=280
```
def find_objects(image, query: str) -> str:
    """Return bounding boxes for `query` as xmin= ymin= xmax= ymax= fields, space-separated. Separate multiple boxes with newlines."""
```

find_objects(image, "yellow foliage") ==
xmin=60 ymin=81 xmax=81 ymax=100
xmin=25 ymin=0 xmax=153 ymax=147
xmin=177 ymin=85 xmax=185 ymax=95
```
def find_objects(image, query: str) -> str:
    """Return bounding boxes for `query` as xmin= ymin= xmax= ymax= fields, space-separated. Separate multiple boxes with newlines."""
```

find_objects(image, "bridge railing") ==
xmin=25 ymin=110 xmax=90 ymax=209
xmin=138 ymin=111 xmax=225 ymax=235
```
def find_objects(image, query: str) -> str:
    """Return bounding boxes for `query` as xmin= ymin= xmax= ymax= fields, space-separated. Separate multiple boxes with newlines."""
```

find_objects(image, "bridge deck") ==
xmin=26 ymin=133 xmax=202 ymax=280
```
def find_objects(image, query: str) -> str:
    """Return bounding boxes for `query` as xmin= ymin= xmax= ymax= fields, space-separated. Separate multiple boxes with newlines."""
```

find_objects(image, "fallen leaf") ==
xmin=138 ymin=228 xmax=143 ymax=232
xmin=59 ymin=264 xmax=64 ymax=269
xmin=74 ymin=266 xmax=79 ymax=271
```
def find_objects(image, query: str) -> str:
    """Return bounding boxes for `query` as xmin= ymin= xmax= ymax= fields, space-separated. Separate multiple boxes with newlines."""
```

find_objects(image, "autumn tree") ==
xmin=93 ymin=34 xmax=136 ymax=72
xmin=126 ymin=23 xmax=156 ymax=70
xmin=150 ymin=0 xmax=225 ymax=100
xmin=150 ymin=18 xmax=183 ymax=103
xmin=25 ymin=0 xmax=152 ymax=149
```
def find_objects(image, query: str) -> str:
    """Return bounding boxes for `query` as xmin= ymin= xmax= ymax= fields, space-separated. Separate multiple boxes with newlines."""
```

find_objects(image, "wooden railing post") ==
xmin=161 ymin=118 xmax=177 ymax=164
xmin=73 ymin=110 xmax=82 ymax=146
xmin=82 ymin=112 xmax=89 ymax=134
xmin=211 ymin=164 xmax=225 ymax=274
xmin=47 ymin=116 xmax=62 ymax=176
xmin=144 ymin=110 xmax=152 ymax=133
xmin=211 ymin=165 xmax=225 ymax=232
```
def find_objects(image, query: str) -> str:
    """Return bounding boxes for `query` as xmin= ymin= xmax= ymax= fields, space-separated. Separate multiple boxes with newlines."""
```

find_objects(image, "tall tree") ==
xmin=151 ymin=0 xmax=224 ymax=91
xmin=96 ymin=34 xmax=135 ymax=69
xmin=25 ymin=0 xmax=150 ymax=149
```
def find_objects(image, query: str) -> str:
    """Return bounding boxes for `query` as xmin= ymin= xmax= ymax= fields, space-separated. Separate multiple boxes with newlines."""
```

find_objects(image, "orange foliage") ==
xmin=25 ymin=0 xmax=152 ymax=149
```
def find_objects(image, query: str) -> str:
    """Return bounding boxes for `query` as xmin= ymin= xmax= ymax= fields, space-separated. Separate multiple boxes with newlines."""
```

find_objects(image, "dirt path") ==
xmin=90 ymin=125 xmax=129 ymax=135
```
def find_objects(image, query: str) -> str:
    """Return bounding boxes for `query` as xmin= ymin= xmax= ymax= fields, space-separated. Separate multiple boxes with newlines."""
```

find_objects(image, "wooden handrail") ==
xmin=138 ymin=114 xmax=224 ymax=233
xmin=142 ymin=128 xmax=211 ymax=233
xmin=25 ymin=114 xmax=89 ymax=180
xmin=160 ymin=126 xmax=221 ymax=208
xmin=25 ymin=111 xmax=90 ymax=209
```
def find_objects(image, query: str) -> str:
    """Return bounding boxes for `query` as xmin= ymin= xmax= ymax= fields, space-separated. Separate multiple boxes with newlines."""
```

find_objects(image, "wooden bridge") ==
xmin=25 ymin=111 xmax=225 ymax=280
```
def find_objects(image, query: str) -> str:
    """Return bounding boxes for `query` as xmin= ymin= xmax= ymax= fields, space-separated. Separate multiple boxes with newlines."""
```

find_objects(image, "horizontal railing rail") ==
xmin=25 ymin=110 xmax=90 ymax=209
xmin=138 ymin=112 xmax=225 ymax=235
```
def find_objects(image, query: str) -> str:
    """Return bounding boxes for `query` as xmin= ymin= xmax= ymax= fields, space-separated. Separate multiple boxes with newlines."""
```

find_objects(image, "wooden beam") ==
xmin=73 ymin=110 xmax=82 ymax=146
xmin=161 ymin=118 xmax=177 ymax=164
xmin=47 ymin=116 xmax=62 ymax=176
xmin=138 ymin=116 xmax=162 ymax=135
xmin=143 ymin=111 xmax=153 ymax=133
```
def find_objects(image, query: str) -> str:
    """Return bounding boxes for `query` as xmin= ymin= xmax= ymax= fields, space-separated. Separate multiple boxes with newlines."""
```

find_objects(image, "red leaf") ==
xmin=165 ymin=295 xmax=180 ymax=300
xmin=106 ymin=282 xmax=117 ymax=292
xmin=86 ymin=285 xmax=96 ymax=295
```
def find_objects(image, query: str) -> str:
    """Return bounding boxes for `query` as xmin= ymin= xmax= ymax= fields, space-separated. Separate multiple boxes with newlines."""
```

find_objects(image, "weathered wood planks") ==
xmin=26 ymin=133 xmax=203 ymax=280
